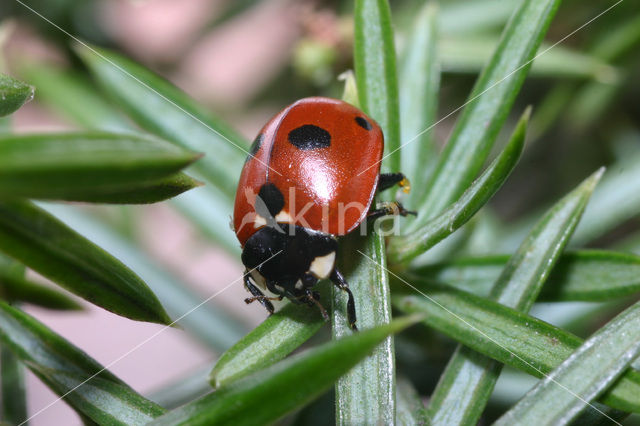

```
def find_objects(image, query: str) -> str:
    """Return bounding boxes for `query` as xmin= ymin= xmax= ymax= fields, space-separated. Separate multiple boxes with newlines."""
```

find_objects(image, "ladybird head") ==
xmin=241 ymin=224 xmax=338 ymax=300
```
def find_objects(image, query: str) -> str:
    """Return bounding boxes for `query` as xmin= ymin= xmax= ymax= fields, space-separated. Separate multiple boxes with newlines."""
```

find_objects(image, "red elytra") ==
xmin=233 ymin=96 xmax=384 ymax=246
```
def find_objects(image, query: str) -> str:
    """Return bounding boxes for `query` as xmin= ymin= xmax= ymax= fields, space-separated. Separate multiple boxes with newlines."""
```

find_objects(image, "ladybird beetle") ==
xmin=233 ymin=97 xmax=414 ymax=330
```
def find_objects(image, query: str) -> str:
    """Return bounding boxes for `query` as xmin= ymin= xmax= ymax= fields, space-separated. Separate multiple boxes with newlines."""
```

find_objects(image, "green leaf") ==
xmin=399 ymin=2 xmax=440 ymax=206
xmin=415 ymin=250 xmax=640 ymax=302
xmin=396 ymin=375 xmax=428 ymax=425
xmin=338 ymin=6 xmax=399 ymax=422
xmin=42 ymin=203 xmax=248 ymax=351
xmin=1 ymin=343 xmax=27 ymax=425
xmin=15 ymin=63 xmax=240 ymax=255
xmin=495 ymin=300 xmax=640 ymax=425
xmin=72 ymin=173 xmax=203 ymax=205
xmin=439 ymin=37 xmax=617 ymax=81
xmin=392 ymin=285 xmax=640 ymax=413
xmin=425 ymin=169 xmax=602 ymax=425
xmin=151 ymin=317 xmax=418 ymax=426
xmin=412 ymin=0 xmax=560 ymax=222
xmin=354 ymin=0 xmax=401 ymax=174
xmin=76 ymin=44 xmax=247 ymax=201
xmin=0 ymin=200 xmax=172 ymax=325
xmin=389 ymin=109 xmax=527 ymax=264
xmin=18 ymin=64 xmax=133 ymax=131
xmin=0 ymin=132 xmax=200 ymax=202
xmin=210 ymin=287 xmax=326 ymax=388
xmin=0 ymin=302 xmax=165 ymax=425
xmin=0 ymin=74 xmax=34 ymax=117
xmin=0 ymin=267 xmax=82 ymax=311
xmin=333 ymin=232 xmax=395 ymax=425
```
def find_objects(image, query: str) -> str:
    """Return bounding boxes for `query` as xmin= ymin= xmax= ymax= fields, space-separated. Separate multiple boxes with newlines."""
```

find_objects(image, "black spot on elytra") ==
xmin=355 ymin=116 xmax=372 ymax=130
xmin=288 ymin=125 xmax=331 ymax=150
xmin=257 ymin=183 xmax=284 ymax=217
xmin=245 ymin=134 xmax=264 ymax=163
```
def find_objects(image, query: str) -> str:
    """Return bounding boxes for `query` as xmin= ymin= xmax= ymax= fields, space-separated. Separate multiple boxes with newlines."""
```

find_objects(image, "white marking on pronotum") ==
xmin=275 ymin=210 xmax=294 ymax=223
xmin=309 ymin=251 xmax=336 ymax=279
xmin=254 ymin=214 xmax=267 ymax=228
xmin=295 ymin=280 xmax=304 ymax=290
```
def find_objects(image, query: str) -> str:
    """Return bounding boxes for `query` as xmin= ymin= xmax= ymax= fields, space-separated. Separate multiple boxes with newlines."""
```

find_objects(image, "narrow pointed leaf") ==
xmin=415 ymin=250 xmax=640 ymax=302
xmin=210 ymin=287 xmax=326 ymax=388
xmin=393 ymin=285 xmax=640 ymax=412
xmin=439 ymin=37 xmax=617 ymax=81
xmin=70 ymin=173 xmax=203 ymax=205
xmin=495 ymin=300 xmax=640 ymax=425
xmin=389 ymin=110 xmax=527 ymax=263
xmin=337 ymin=15 xmax=398 ymax=423
xmin=15 ymin=64 xmax=239 ymax=256
xmin=0 ymin=132 xmax=200 ymax=202
xmin=399 ymin=2 xmax=440 ymax=205
xmin=76 ymin=44 xmax=247 ymax=201
xmin=354 ymin=0 xmax=401 ymax=173
xmin=396 ymin=376 xmax=428 ymax=425
xmin=413 ymin=0 xmax=560 ymax=223
xmin=0 ymin=303 xmax=165 ymax=424
xmin=42 ymin=203 xmax=248 ymax=351
xmin=0 ymin=267 xmax=82 ymax=311
xmin=0 ymin=200 xmax=172 ymax=325
xmin=1 ymin=343 xmax=27 ymax=425
xmin=426 ymin=169 xmax=602 ymax=425
xmin=333 ymin=232 xmax=395 ymax=425
xmin=151 ymin=317 xmax=417 ymax=426
xmin=0 ymin=74 xmax=34 ymax=117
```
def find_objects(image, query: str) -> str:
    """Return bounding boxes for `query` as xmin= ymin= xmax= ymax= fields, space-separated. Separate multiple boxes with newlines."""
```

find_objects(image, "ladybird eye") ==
xmin=288 ymin=125 xmax=331 ymax=150
xmin=355 ymin=116 xmax=372 ymax=131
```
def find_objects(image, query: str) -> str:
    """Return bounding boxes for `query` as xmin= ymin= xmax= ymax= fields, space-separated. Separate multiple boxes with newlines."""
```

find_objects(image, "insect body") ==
xmin=233 ymin=97 xmax=413 ymax=330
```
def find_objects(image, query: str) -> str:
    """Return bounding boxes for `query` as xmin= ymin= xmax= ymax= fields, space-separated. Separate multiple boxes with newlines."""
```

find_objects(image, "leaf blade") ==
xmin=0 ymin=132 xmax=200 ymax=202
xmin=210 ymin=290 xmax=326 ymax=388
xmin=333 ymin=232 xmax=395 ymax=425
xmin=0 ymin=74 xmax=34 ymax=117
xmin=0 ymin=302 xmax=165 ymax=425
xmin=76 ymin=44 xmax=247 ymax=201
xmin=413 ymin=0 xmax=561 ymax=222
xmin=399 ymin=1 xmax=440 ymax=205
xmin=426 ymin=169 xmax=603 ymax=424
xmin=416 ymin=250 xmax=640 ymax=302
xmin=151 ymin=317 xmax=417 ymax=426
xmin=354 ymin=0 xmax=401 ymax=173
xmin=393 ymin=285 xmax=640 ymax=412
xmin=389 ymin=109 xmax=527 ymax=263
xmin=0 ymin=200 xmax=171 ymax=324
xmin=495 ymin=300 xmax=640 ymax=425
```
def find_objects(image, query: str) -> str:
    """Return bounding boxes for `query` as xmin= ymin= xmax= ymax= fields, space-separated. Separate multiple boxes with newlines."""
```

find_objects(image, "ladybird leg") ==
xmin=304 ymin=289 xmax=330 ymax=322
xmin=378 ymin=173 xmax=411 ymax=194
xmin=243 ymin=272 xmax=277 ymax=314
xmin=330 ymin=269 xmax=358 ymax=331
xmin=367 ymin=201 xmax=417 ymax=221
